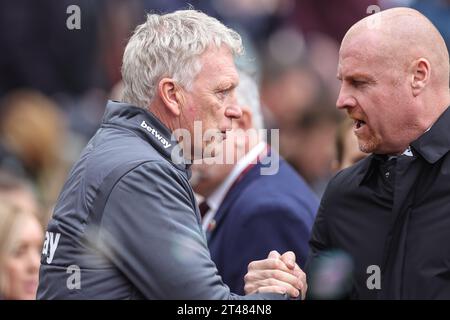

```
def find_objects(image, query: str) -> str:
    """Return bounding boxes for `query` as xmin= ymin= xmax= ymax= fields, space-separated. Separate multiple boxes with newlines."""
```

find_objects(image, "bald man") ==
xmin=306 ymin=7 xmax=450 ymax=299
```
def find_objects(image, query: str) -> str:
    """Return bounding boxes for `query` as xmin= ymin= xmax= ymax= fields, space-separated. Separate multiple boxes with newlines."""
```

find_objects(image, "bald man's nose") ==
xmin=336 ymin=87 xmax=355 ymax=110
xmin=225 ymin=103 xmax=242 ymax=120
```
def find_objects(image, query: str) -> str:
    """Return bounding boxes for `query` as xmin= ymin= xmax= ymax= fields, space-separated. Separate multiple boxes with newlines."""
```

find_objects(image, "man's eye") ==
xmin=351 ymin=80 xmax=366 ymax=87
xmin=216 ymin=89 xmax=231 ymax=100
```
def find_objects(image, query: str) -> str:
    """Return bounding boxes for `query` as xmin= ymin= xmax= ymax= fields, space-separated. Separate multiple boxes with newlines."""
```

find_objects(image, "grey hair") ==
xmin=236 ymin=70 xmax=264 ymax=131
xmin=121 ymin=10 xmax=243 ymax=108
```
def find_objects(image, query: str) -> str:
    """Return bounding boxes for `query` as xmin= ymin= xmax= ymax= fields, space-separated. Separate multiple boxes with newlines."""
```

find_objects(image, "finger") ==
xmin=268 ymin=250 xmax=280 ymax=259
xmin=288 ymin=263 xmax=307 ymax=280
xmin=293 ymin=269 xmax=307 ymax=300
xmin=293 ymin=263 xmax=302 ymax=276
xmin=244 ymin=282 xmax=256 ymax=295
xmin=256 ymin=278 xmax=300 ymax=298
xmin=301 ymin=282 xmax=308 ymax=300
xmin=255 ymin=286 xmax=287 ymax=296
xmin=248 ymin=258 xmax=291 ymax=273
xmin=246 ymin=268 xmax=301 ymax=285
xmin=280 ymin=251 xmax=296 ymax=270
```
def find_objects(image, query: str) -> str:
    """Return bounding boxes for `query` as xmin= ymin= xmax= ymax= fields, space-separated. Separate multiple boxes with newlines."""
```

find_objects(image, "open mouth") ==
xmin=209 ymin=131 xmax=227 ymax=144
xmin=354 ymin=119 xmax=366 ymax=130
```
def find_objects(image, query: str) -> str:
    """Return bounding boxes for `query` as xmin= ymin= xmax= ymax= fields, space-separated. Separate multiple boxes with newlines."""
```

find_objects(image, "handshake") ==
xmin=244 ymin=250 xmax=307 ymax=300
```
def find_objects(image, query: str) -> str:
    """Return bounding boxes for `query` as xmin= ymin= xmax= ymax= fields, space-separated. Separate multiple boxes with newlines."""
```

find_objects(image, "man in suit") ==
xmin=192 ymin=71 xmax=318 ymax=295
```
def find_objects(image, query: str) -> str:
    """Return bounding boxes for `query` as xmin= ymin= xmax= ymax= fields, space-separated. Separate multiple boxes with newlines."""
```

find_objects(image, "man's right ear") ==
xmin=157 ymin=78 xmax=183 ymax=116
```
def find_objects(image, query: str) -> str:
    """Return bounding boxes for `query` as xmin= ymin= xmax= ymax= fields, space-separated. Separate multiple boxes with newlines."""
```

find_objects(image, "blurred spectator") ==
xmin=0 ymin=0 xmax=147 ymax=144
xmin=0 ymin=90 xmax=70 ymax=213
xmin=0 ymin=143 xmax=26 ymax=179
xmin=0 ymin=171 xmax=41 ymax=222
xmin=261 ymin=63 xmax=323 ymax=130
xmin=0 ymin=0 xmax=103 ymax=97
xmin=97 ymin=0 xmax=143 ymax=90
xmin=333 ymin=118 xmax=368 ymax=172
xmin=282 ymin=100 xmax=342 ymax=197
xmin=259 ymin=54 xmax=341 ymax=196
xmin=191 ymin=71 xmax=318 ymax=294
xmin=0 ymin=202 xmax=43 ymax=300
xmin=210 ymin=0 xmax=293 ymax=48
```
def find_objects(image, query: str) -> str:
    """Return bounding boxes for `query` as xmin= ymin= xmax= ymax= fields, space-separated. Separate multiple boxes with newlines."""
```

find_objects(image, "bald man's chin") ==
xmin=357 ymin=139 xmax=379 ymax=154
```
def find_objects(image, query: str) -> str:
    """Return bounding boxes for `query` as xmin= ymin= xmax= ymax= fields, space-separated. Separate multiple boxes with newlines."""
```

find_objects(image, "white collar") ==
xmin=206 ymin=141 xmax=267 ymax=212
xmin=388 ymin=126 xmax=433 ymax=160
xmin=388 ymin=146 xmax=415 ymax=160
xmin=402 ymin=146 xmax=413 ymax=157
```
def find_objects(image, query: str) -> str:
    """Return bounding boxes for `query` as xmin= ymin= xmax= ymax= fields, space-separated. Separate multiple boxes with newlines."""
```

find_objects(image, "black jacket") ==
xmin=308 ymin=106 xmax=450 ymax=299
xmin=37 ymin=101 xmax=284 ymax=300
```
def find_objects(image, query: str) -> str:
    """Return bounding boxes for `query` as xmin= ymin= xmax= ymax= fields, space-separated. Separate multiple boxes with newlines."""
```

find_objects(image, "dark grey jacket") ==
xmin=37 ymin=101 xmax=284 ymax=300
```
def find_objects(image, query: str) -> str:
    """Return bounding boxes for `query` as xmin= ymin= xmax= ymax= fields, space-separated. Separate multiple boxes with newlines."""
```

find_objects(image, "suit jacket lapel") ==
xmin=206 ymin=163 xmax=260 ymax=242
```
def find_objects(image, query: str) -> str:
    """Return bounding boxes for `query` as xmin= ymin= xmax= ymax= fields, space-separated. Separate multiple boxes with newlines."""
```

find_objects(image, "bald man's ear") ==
xmin=410 ymin=58 xmax=431 ymax=97
xmin=158 ymin=78 xmax=183 ymax=116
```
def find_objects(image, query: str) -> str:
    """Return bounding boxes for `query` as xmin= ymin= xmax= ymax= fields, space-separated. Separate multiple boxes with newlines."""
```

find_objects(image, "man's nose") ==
xmin=336 ymin=86 xmax=355 ymax=110
xmin=224 ymin=102 xmax=242 ymax=120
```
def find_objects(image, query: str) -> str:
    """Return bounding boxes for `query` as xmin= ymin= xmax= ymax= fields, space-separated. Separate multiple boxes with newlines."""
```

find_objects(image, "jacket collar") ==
xmin=101 ymin=100 xmax=189 ymax=175
xmin=410 ymin=106 xmax=450 ymax=164
xmin=357 ymin=105 xmax=450 ymax=185
xmin=356 ymin=154 xmax=384 ymax=186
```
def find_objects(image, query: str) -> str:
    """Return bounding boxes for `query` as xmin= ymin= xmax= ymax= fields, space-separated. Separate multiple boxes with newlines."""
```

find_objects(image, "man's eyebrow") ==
xmin=217 ymin=79 xmax=238 ymax=91
xmin=339 ymin=73 xmax=374 ymax=82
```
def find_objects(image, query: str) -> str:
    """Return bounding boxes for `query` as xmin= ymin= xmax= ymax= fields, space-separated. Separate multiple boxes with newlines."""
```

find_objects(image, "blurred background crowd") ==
xmin=0 ymin=0 xmax=449 ymax=299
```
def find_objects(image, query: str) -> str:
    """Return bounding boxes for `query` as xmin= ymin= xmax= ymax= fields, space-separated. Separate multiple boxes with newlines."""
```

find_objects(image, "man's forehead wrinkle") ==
xmin=216 ymin=67 xmax=239 ymax=85
xmin=340 ymin=30 xmax=401 ymax=75
xmin=199 ymin=51 xmax=239 ymax=89
xmin=339 ymin=49 xmax=377 ymax=73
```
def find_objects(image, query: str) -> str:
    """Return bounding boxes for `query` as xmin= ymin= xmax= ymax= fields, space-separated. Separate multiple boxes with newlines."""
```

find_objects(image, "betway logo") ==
xmin=140 ymin=120 xmax=172 ymax=149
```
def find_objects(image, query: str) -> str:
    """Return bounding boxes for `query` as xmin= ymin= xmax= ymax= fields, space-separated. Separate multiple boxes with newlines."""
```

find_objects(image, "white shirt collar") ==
xmin=388 ymin=126 xmax=433 ymax=160
xmin=202 ymin=141 xmax=266 ymax=231
xmin=402 ymin=146 xmax=413 ymax=157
